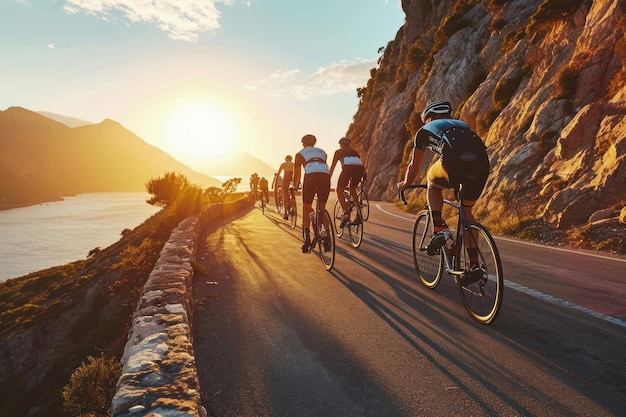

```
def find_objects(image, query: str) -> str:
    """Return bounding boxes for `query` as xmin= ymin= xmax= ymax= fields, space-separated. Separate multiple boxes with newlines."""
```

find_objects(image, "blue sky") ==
xmin=0 ymin=0 xmax=404 ymax=174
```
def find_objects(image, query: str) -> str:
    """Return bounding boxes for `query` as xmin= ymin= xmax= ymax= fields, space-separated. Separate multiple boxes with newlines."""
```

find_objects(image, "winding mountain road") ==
xmin=192 ymin=200 xmax=626 ymax=417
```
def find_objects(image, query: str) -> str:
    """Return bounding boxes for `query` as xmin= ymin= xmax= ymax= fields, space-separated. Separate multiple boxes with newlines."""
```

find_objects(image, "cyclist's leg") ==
xmin=459 ymin=169 xmax=489 ymax=271
xmin=426 ymin=161 xmax=450 ymax=233
xmin=282 ymin=177 xmax=291 ymax=219
xmin=348 ymin=166 xmax=364 ymax=212
xmin=336 ymin=170 xmax=349 ymax=214
xmin=301 ymin=175 xmax=315 ymax=231
xmin=316 ymin=173 xmax=331 ymax=233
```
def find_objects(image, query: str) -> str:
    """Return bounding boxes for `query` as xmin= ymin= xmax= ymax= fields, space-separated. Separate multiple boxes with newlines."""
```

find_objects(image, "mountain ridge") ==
xmin=0 ymin=106 xmax=222 ymax=209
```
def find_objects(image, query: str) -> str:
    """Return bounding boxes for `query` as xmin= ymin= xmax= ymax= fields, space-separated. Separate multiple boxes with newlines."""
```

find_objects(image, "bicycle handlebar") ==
xmin=398 ymin=184 xmax=427 ymax=206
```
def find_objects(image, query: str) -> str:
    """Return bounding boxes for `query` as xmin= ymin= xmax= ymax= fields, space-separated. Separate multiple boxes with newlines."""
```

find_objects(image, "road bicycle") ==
xmin=285 ymin=183 xmax=297 ymax=229
xmin=356 ymin=179 xmax=370 ymax=221
xmin=303 ymin=193 xmax=335 ymax=271
xmin=333 ymin=188 xmax=363 ymax=248
xmin=399 ymin=184 xmax=503 ymax=324
xmin=275 ymin=186 xmax=284 ymax=215
xmin=260 ymin=191 xmax=267 ymax=215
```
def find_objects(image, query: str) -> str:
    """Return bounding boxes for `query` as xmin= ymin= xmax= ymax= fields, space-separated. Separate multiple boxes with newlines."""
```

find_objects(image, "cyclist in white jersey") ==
xmin=293 ymin=134 xmax=331 ymax=253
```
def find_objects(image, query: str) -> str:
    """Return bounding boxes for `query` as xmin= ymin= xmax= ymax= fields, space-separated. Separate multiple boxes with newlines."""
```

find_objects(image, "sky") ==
xmin=0 ymin=0 xmax=405 ymax=176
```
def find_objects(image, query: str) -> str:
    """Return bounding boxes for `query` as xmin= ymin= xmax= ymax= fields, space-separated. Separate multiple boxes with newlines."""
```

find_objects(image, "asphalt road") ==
xmin=192 ymin=200 xmax=626 ymax=417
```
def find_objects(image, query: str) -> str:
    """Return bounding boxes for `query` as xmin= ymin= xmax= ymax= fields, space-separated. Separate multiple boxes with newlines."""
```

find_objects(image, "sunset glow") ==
xmin=163 ymin=102 xmax=240 ymax=162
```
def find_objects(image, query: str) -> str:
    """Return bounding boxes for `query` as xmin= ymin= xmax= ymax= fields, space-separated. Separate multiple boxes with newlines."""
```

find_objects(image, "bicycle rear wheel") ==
xmin=347 ymin=200 xmax=363 ymax=248
xmin=289 ymin=200 xmax=297 ymax=229
xmin=412 ymin=210 xmax=443 ymax=288
xmin=333 ymin=200 xmax=344 ymax=238
xmin=457 ymin=223 xmax=503 ymax=325
xmin=317 ymin=209 xmax=335 ymax=270
xmin=359 ymin=189 xmax=370 ymax=221
xmin=276 ymin=194 xmax=283 ymax=215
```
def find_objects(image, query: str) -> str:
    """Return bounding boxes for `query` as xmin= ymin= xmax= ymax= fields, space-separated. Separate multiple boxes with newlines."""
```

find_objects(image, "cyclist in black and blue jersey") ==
xmin=397 ymin=100 xmax=490 ymax=286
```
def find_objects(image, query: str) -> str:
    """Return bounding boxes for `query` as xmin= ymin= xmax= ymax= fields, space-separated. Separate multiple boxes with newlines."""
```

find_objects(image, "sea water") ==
xmin=0 ymin=193 xmax=161 ymax=282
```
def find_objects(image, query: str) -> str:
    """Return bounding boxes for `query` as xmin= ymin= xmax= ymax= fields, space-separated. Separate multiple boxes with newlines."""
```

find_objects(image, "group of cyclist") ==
xmin=282 ymin=134 xmax=366 ymax=253
xmin=249 ymin=173 xmax=270 ymax=206
xmin=257 ymin=100 xmax=488 ymax=285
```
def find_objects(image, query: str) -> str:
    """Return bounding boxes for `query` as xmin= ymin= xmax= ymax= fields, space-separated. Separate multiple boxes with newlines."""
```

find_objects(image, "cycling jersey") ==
xmin=298 ymin=147 xmax=330 ymax=175
xmin=414 ymin=118 xmax=489 ymax=196
xmin=331 ymin=146 xmax=364 ymax=168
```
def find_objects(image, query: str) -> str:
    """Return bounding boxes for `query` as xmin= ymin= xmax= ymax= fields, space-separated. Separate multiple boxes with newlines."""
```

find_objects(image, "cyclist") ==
xmin=259 ymin=176 xmax=269 ymax=205
xmin=293 ymin=134 xmax=331 ymax=253
xmin=276 ymin=155 xmax=295 ymax=220
xmin=397 ymin=100 xmax=490 ymax=286
xmin=329 ymin=136 xmax=366 ymax=227
xmin=249 ymin=173 xmax=259 ymax=200
xmin=271 ymin=172 xmax=283 ymax=208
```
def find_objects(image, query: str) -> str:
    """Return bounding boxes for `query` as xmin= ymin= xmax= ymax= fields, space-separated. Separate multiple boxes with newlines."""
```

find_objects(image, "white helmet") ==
xmin=420 ymin=101 xmax=452 ymax=123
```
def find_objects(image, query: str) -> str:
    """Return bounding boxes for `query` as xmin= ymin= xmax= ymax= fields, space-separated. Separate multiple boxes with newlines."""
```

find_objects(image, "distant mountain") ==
xmin=0 ymin=107 xmax=221 ymax=209
xmin=37 ymin=111 xmax=94 ymax=128
xmin=202 ymin=151 xmax=276 ymax=180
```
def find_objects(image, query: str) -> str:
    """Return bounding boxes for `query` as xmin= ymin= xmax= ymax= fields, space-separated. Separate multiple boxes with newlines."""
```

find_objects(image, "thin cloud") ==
xmin=63 ymin=0 xmax=233 ymax=42
xmin=247 ymin=58 xmax=376 ymax=100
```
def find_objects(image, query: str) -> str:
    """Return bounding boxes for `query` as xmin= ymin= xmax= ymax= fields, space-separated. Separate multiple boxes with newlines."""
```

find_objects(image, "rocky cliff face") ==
xmin=348 ymin=0 xmax=625 ymax=230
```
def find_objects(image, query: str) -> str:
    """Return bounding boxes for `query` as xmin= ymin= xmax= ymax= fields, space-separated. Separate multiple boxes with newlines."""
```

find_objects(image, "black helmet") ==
xmin=338 ymin=137 xmax=351 ymax=146
xmin=421 ymin=100 xmax=452 ymax=123
xmin=301 ymin=134 xmax=316 ymax=146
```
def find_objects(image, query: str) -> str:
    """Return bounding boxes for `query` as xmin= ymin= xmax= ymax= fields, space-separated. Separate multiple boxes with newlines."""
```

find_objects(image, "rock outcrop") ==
xmin=348 ymin=0 xmax=625 ymax=230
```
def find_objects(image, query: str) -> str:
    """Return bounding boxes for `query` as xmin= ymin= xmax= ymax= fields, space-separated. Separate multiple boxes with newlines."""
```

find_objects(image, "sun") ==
xmin=163 ymin=102 xmax=240 ymax=163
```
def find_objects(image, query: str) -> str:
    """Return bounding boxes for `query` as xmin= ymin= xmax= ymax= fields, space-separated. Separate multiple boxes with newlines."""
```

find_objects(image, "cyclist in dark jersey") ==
xmin=398 ymin=101 xmax=490 ymax=285
xmin=329 ymin=137 xmax=365 ymax=226
xmin=276 ymin=155 xmax=295 ymax=220
xmin=294 ymin=134 xmax=331 ymax=253
xmin=259 ymin=176 xmax=269 ymax=204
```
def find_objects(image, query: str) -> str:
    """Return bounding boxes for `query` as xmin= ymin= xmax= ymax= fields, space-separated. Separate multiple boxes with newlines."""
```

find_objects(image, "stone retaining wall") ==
xmin=111 ymin=197 xmax=252 ymax=417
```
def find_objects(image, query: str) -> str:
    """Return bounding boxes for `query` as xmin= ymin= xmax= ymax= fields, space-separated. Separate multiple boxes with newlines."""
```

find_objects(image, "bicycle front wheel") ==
xmin=347 ymin=201 xmax=363 ymax=248
xmin=317 ymin=209 xmax=335 ymax=270
xmin=333 ymin=200 xmax=344 ymax=238
xmin=457 ymin=223 xmax=503 ymax=325
xmin=412 ymin=210 xmax=443 ymax=288
xmin=360 ymin=189 xmax=370 ymax=221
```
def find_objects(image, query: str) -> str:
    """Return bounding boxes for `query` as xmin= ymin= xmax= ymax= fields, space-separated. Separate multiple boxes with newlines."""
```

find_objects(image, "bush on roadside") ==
xmin=62 ymin=353 xmax=122 ymax=417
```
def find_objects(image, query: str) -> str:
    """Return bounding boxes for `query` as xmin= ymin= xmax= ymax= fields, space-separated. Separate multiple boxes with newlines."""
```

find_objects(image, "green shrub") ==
xmin=62 ymin=353 xmax=122 ymax=417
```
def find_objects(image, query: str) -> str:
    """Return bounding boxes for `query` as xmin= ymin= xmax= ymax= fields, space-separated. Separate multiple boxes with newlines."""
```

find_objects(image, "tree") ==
xmin=146 ymin=171 xmax=191 ymax=207
xmin=221 ymin=177 xmax=242 ymax=194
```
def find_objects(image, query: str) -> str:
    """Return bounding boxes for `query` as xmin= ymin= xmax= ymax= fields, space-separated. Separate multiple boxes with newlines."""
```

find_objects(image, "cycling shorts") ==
xmin=302 ymin=172 xmax=331 ymax=205
xmin=337 ymin=165 xmax=365 ymax=189
xmin=427 ymin=159 xmax=488 ymax=206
